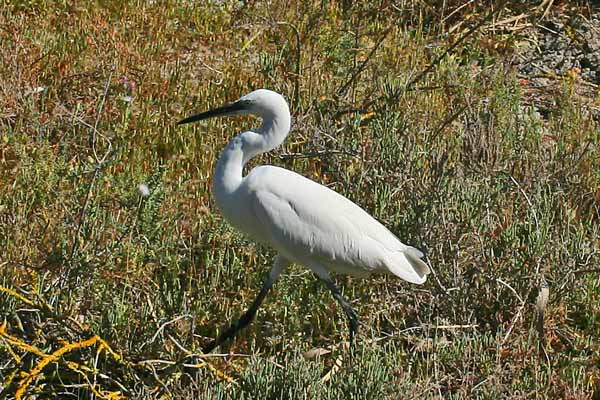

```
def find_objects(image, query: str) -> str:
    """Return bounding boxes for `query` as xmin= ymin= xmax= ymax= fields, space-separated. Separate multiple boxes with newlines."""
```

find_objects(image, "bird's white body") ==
xmin=210 ymin=89 xmax=429 ymax=284
xmin=179 ymin=89 xmax=429 ymax=351
xmin=218 ymin=164 xmax=428 ymax=283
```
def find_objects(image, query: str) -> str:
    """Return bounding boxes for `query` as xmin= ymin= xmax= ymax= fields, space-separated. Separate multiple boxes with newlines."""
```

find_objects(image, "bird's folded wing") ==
xmin=244 ymin=166 xmax=429 ymax=283
xmin=249 ymin=182 xmax=399 ymax=275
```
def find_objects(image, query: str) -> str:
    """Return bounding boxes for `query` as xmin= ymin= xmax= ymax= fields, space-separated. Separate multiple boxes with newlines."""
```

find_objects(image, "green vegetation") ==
xmin=1 ymin=1 xmax=598 ymax=398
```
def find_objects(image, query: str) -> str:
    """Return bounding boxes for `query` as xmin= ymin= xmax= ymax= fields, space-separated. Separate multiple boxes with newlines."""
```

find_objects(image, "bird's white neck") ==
xmin=213 ymin=112 xmax=291 ymax=198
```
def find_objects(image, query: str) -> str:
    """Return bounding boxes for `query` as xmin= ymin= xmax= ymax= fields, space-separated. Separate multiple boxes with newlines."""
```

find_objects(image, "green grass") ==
xmin=1 ymin=1 xmax=599 ymax=398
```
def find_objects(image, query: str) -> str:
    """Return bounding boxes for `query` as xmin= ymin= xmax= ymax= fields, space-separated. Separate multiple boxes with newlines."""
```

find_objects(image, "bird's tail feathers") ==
xmin=405 ymin=246 xmax=424 ymax=259
xmin=386 ymin=247 xmax=430 ymax=284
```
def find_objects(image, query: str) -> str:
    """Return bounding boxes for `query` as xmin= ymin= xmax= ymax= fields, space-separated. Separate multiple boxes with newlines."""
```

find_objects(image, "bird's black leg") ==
xmin=203 ymin=256 xmax=288 ymax=353
xmin=202 ymin=281 xmax=272 ymax=353
xmin=322 ymin=277 xmax=359 ymax=346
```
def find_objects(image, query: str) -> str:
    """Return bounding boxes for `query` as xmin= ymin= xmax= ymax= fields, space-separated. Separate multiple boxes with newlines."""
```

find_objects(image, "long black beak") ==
xmin=177 ymin=100 xmax=248 ymax=125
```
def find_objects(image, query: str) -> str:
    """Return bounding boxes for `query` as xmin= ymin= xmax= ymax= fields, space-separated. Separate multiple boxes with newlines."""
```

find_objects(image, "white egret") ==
xmin=178 ymin=89 xmax=430 ymax=353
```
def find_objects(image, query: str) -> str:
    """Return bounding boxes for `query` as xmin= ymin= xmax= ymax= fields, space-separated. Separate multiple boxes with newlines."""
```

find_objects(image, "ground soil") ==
xmin=513 ymin=8 xmax=600 ymax=120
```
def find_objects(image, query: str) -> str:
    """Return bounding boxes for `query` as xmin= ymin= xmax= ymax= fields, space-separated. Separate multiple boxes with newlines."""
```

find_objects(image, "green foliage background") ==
xmin=1 ymin=1 xmax=599 ymax=398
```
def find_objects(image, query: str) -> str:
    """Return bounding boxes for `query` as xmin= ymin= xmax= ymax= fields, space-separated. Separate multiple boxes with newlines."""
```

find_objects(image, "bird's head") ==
xmin=178 ymin=89 xmax=289 ymax=125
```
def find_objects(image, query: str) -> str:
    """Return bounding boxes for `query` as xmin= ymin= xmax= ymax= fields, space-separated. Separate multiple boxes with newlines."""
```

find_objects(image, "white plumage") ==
xmin=178 ymin=89 xmax=430 ymax=352
xmin=239 ymin=165 xmax=428 ymax=283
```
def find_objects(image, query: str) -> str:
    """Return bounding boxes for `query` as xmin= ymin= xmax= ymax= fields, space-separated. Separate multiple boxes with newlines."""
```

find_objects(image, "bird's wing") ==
xmin=244 ymin=166 xmax=429 ymax=283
